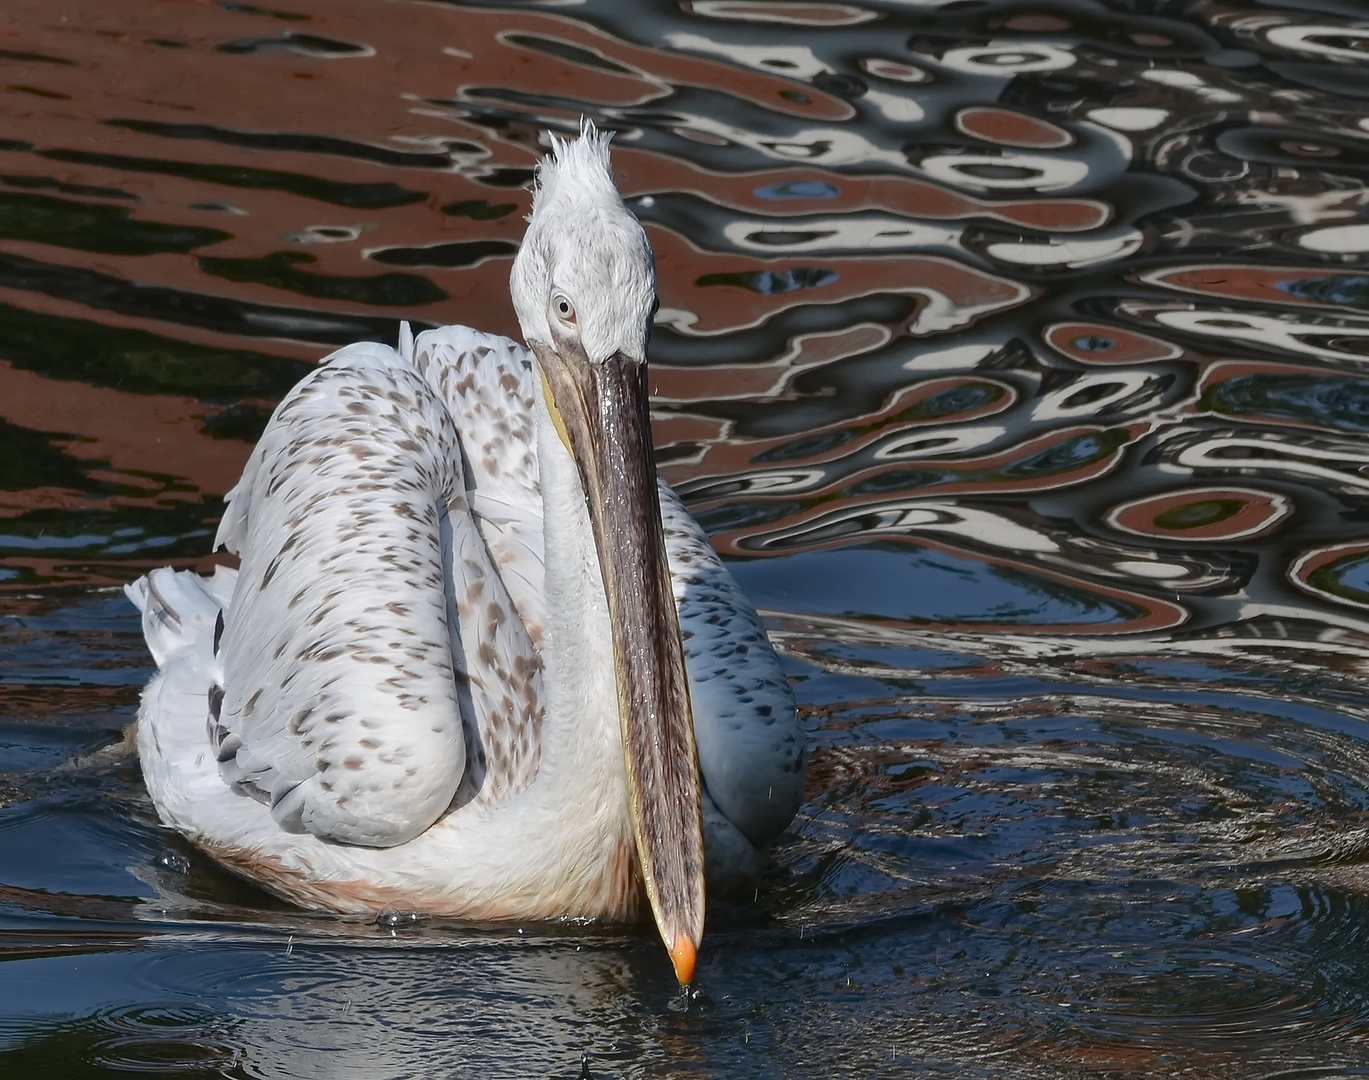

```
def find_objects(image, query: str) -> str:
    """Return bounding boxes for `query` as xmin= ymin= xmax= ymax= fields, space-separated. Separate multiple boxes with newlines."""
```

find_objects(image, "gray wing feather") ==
xmin=659 ymin=480 xmax=805 ymax=849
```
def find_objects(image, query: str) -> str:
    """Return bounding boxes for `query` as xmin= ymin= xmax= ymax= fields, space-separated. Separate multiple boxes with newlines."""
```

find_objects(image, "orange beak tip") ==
xmin=670 ymin=935 xmax=697 ymax=986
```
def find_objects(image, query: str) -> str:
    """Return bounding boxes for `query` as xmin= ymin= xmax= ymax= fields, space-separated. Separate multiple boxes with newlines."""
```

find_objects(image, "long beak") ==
xmin=533 ymin=339 xmax=705 ymax=985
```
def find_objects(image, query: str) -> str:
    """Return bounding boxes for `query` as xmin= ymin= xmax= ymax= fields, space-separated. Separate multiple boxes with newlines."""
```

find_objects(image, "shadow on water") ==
xmin=7 ymin=0 xmax=1369 ymax=1075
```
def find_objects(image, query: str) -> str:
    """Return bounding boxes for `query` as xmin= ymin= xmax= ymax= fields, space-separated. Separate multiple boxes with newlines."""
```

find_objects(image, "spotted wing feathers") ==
xmin=212 ymin=345 xmax=471 ymax=847
xmin=206 ymin=338 xmax=544 ymax=849
xmin=659 ymin=481 xmax=805 ymax=850
xmin=411 ymin=326 xmax=547 ymax=649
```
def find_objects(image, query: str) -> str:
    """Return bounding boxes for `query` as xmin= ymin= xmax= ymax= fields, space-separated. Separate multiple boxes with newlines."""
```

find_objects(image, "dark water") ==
xmin=6 ymin=0 xmax=1369 ymax=1075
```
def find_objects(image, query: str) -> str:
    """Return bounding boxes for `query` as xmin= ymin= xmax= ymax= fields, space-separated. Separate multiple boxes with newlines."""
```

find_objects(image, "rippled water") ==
xmin=6 ymin=0 xmax=1369 ymax=1075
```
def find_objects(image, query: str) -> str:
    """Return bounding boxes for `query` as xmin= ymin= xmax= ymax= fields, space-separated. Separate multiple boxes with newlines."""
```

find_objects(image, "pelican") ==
xmin=126 ymin=122 xmax=804 ymax=983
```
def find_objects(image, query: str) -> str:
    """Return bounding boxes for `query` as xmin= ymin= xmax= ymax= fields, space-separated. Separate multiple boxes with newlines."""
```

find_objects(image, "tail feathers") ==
xmin=126 ymin=567 xmax=234 ymax=669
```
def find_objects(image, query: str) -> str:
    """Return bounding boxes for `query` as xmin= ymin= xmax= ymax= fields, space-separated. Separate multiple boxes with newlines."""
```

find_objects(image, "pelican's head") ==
xmin=511 ymin=124 xmax=656 ymax=365
xmin=511 ymin=123 xmax=705 ymax=986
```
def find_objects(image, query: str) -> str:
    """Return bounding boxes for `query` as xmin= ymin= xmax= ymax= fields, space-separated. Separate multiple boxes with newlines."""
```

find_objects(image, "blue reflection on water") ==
xmin=753 ymin=181 xmax=840 ymax=200
xmin=731 ymin=545 xmax=1138 ymax=625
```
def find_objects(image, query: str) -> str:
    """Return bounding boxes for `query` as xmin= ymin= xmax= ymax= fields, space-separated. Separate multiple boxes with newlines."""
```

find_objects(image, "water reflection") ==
xmin=8 ymin=0 xmax=1369 ymax=1074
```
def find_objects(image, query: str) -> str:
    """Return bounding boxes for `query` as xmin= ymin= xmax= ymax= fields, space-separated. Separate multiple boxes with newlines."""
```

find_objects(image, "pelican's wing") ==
xmin=409 ymin=325 xmax=547 ymax=802
xmin=658 ymin=480 xmax=805 ymax=851
xmin=210 ymin=339 xmax=542 ymax=848
xmin=410 ymin=326 xmax=546 ymax=645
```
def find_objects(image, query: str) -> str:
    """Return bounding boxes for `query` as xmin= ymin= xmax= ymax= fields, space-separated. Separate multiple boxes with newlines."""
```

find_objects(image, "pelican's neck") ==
xmin=530 ymin=384 xmax=632 ymax=836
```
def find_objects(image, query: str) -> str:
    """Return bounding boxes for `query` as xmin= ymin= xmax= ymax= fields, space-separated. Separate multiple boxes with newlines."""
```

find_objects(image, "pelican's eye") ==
xmin=552 ymin=293 xmax=576 ymax=327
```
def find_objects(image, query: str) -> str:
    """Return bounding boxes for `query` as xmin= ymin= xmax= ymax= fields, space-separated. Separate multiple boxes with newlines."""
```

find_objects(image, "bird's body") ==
xmin=128 ymin=126 xmax=803 ymax=974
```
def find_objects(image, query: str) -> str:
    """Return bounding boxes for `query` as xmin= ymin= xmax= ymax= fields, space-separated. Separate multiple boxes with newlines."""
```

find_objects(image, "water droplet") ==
xmin=375 ymin=910 xmax=422 ymax=928
xmin=156 ymin=851 xmax=190 ymax=874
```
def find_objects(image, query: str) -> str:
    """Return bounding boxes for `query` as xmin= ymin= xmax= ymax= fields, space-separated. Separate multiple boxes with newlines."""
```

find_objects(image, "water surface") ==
xmin=5 ymin=0 xmax=1369 ymax=1076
